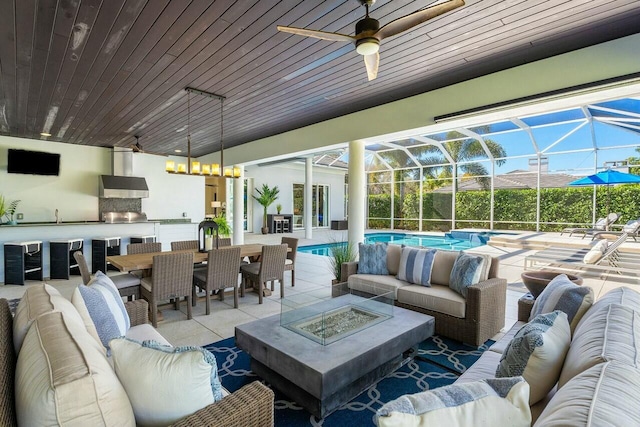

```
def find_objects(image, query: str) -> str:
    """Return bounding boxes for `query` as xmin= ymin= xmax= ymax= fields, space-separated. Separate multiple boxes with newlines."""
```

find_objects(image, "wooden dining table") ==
xmin=106 ymin=243 xmax=269 ymax=273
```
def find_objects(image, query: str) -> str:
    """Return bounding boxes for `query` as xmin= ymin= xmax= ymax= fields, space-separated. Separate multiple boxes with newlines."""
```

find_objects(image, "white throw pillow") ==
xmin=376 ymin=377 xmax=531 ymax=427
xmin=73 ymin=271 xmax=130 ymax=352
xmin=496 ymin=311 xmax=571 ymax=404
xmin=583 ymin=239 xmax=607 ymax=264
xmin=110 ymin=338 xmax=224 ymax=427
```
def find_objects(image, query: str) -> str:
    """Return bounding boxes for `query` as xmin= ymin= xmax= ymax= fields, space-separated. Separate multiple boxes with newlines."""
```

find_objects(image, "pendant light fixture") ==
xmin=166 ymin=87 xmax=240 ymax=178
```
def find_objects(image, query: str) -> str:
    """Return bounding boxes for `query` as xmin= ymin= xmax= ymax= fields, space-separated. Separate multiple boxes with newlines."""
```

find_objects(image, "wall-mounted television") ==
xmin=7 ymin=149 xmax=60 ymax=176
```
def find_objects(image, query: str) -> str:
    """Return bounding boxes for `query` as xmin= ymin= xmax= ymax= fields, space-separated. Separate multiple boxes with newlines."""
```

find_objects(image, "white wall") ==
xmin=245 ymin=163 xmax=346 ymax=232
xmin=0 ymin=136 xmax=204 ymax=222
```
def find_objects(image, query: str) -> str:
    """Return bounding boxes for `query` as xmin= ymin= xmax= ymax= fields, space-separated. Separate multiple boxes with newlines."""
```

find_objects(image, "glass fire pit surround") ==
xmin=280 ymin=290 xmax=394 ymax=345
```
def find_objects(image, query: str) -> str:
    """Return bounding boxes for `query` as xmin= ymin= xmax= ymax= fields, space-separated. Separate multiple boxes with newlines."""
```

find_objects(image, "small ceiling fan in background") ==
xmin=128 ymin=135 xmax=166 ymax=156
xmin=277 ymin=0 xmax=465 ymax=81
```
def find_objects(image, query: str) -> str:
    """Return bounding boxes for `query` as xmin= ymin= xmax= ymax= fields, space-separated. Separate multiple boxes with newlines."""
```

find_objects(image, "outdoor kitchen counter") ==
xmin=0 ymin=221 xmax=197 ymax=284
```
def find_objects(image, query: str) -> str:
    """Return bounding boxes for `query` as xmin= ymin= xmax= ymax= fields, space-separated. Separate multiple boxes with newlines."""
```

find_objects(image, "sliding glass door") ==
xmin=292 ymin=183 xmax=329 ymax=229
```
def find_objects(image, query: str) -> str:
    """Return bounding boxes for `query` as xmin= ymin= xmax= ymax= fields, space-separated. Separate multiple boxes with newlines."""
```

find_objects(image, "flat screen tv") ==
xmin=7 ymin=149 xmax=60 ymax=176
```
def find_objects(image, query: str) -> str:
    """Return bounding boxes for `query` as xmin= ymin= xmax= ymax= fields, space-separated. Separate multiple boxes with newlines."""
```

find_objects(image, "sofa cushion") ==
xmin=397 ymin=284 xmax=466 ymax=318
xmin=456 ymin=350 xmax=503 ymax=384
xmin=376 ymin=377 xmax=531 ymax=427
xmin=396 ymin=247 xmax=436 ymax=286
xmin=89 ymin=271 xmax=131 ymax=333
xmin=357 ymin=243 xmax=389 ymax=275
xmin=558 ymin=303 xmax=640 ymax=388
xmin=110 ymin=338 xmax=223 ymax=427
xmin=348 ymin=274 xmax=408 ymax=299
xmin=449 ymin=252 xmax=492 ymax=298
xmin=430 ymin=250 xmax=458 ymax=286
xmin=534 ymin=362 xmax=640 ymax=427
xmin=15 ymin=311 xmax=135 ymax=426
xmin=387 ymin=244 xmax=403 ymax=276
xmin=125 ymin=324 xmax=172 ymax=347
xmin=577 ymin=286 xmax=640 ymax=328
xmin=530 ymin=274 xmax=594 ymax=334
xmin=13 ymin=283 xmax=91 ymax=354
xmin=489 ymin=321 xmax=527 ymax=354
xmin=496 ymin=311 xmax=571 ymax=405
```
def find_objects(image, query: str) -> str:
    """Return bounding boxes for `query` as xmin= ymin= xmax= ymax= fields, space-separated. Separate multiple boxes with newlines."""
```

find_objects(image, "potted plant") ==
xmin=252 ymin=184 xmax=280 ymax=234
xmin=212 ymin=214 xmax=231 ymax=237
xmin=0 ymin=195 xmax=20 ymax=225
xmin=328 ymin=239 xmax=355 ymax=285
xmin=276 ymin=203 xmax=282 ymax=214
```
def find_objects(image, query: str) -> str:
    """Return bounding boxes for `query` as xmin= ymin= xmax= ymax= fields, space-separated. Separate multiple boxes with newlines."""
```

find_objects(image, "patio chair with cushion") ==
xmin=171 ymin=240 xmax=199 ymax=251
xmin=591 ymin=218 xmax=640 ymax=241
xmin=240 ymin=244 xmax=288 ymax=304
xmin=73 ymin=251 xmax=141 ymax=301
xmin=192 ymin=247 xmax=242 ymax=315
xmin=560 ymin=212 xmax=620 ymax=238
xmin=141 ymin=252 xmax=194 ymax=327
xmin=281 ymin=237 xmax=299 ymax=287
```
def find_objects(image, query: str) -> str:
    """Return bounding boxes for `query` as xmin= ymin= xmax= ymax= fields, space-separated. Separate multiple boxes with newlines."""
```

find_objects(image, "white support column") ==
xmin=451 ymin=166 xmax=457 ymax=230
xmin=390 ymin=171 xmax=395 ymax=230
xmin=418 ymin=167 xmax=424 ymax=232
xmin=348 ymin=140 xmax=366 ymax=255
xmin=305 ymin=157 xmax=313 ymax=240
xmin=490 ymin=161 xmax=495 ymax=230
xmin=232 ymin=165 xmax=244 ymax=245
xmin=536 ymin=153 xmax=542 ymax=232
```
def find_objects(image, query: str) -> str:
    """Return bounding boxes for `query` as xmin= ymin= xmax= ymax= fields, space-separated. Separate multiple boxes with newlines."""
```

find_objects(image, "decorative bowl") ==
xmin=520 ymin=271 xmax=583 ymax=298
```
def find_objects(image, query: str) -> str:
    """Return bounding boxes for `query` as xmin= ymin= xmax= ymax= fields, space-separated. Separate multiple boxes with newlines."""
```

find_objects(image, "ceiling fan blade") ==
xmin=376 ymin=0 xmax=465 ymax=40
xmin=364 ymin=52 xmax=379 ymax=81
xmin=277 ymin=25 xmax=356 ymax=43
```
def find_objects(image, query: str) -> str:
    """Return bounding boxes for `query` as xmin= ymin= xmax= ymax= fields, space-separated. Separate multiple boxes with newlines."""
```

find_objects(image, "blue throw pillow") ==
xmin=358 ymin=242 xmax=389 ymax=275
xmin=449 ymin=251 xmax=491 ymax=298
xmin=396 ymin=247 xmax=437 ymax=286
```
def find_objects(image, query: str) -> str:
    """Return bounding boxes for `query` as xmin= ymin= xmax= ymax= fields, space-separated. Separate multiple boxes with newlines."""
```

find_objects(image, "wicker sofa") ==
xmin=0 ymin=290 xmax=274 ymax=427
xmin=341 ymin=245 xmax=506 ymax=346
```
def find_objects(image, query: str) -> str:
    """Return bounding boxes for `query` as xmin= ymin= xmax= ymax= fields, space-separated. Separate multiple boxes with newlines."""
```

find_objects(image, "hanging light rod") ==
xmin=166 ymin=87 xmax=240 ymax=178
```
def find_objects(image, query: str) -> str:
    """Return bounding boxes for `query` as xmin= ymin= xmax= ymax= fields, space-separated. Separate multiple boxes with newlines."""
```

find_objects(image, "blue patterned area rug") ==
xmin=203 ymin=335 xmax=493 ymax=427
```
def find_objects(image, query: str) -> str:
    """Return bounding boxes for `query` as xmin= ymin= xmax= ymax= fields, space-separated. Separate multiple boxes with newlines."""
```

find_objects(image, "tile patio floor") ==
xmin=1 ymin=229 xmax=637 ymax=346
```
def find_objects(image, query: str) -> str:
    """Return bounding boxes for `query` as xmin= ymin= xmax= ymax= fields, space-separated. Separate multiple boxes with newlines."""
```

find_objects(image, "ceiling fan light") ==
xmin=356 ymin=38 xmax=379 ymax=56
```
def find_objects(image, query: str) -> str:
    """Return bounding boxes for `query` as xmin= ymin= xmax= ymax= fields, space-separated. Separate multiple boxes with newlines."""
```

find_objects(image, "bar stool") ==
xmin=130 ymin=235 xmax=156 ymax=244
xmin=50 ymin=238 xmax=83 ymax=279
xmin=91 ymin=237 xmax=121 ymax=274
xmin=273 ymin=216 xmax=284 ymax=233
xmin=4 ymin=241 xmax=43 ymax=285
xmin=282 ymin=218 xmax=290 ymax=233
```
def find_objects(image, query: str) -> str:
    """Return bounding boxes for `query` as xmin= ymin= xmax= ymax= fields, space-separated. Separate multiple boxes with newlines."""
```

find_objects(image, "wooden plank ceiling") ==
xmin=1 ymin=0 xmax=639 ymax=157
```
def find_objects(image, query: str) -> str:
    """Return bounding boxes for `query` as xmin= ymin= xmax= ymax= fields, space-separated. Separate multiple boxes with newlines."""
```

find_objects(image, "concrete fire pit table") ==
xmin=235 ymin=294 xmax=434 ymax=418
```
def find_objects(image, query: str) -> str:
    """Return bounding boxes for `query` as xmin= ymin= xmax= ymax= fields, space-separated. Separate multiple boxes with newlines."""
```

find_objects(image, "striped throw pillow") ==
xmin=496 ymin=311 xmax=571 ymax=404
xmin=357 ymin=242 xmax=389 ymax=275
xmin=449 ymin=252 xmax=492 ymax=298
xmin=530 ymin=274 xmax=594 ymax=334
xmin=396 ymin=247 xmax=437 ymax=286
xmin=75 ymin=271 xmax=130 ymax=351
xmin=376 ymin=377 xmax=531 ymax=427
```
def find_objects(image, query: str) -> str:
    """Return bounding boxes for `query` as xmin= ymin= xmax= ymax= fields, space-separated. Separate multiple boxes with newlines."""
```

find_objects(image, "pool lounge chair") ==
xmin=524 ymin=232 xmax=640 ymax=279
xmin=591 ymin=218 xmax=640 ymax=241
xmin=560 ymin=212 xmax=620 ymax=238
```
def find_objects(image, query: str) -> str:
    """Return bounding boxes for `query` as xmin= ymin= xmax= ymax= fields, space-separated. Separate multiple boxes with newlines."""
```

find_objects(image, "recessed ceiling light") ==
xmin=174 ymin=149 xmax=182 ymax=153
xmin=40 ymin=132 xmax=51 ymax=137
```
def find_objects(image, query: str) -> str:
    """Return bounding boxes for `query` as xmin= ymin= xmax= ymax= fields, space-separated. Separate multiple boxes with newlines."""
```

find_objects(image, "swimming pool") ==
xmin=298 ymin=231 xmax=499 ymax=256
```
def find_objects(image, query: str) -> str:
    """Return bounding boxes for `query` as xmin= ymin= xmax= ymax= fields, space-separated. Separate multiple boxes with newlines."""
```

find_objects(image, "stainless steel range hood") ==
xmin=99 ymin=148 xmax=149 ymax=198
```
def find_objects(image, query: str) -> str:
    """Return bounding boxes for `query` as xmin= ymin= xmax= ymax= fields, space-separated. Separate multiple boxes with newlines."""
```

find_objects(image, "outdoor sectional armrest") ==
xmin=340 ymin=261 xmax=359 ymax=282
xmin=124 ymin=299 xmax=149 ymax=327
xmin=465 ymin=277 xmax=507 ymax=339
xmin=170 ymin=381 xmax=275 ymax=427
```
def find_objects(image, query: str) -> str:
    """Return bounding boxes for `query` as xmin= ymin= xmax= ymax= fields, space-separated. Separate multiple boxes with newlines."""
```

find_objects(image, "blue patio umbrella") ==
xmin=569 ymin=169 xmax=640 ymax=221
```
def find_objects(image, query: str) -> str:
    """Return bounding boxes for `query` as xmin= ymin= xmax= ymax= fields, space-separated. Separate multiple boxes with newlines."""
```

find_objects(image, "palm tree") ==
xmin=414 ymin=130 xmax=507 ymax=192
xmin=252 ymin=184 xmax=280 ymax=233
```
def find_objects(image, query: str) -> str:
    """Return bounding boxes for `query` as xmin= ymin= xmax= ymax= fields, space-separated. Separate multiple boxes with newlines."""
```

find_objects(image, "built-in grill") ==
xmin=101 ymin=211 xmax=148 ymax=223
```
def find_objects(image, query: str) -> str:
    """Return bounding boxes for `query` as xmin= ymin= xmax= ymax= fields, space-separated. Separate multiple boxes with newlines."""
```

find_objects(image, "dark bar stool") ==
xmin=4 ymin=241 xmax=43 ymax=285
xmin=130 ymin=235 xmax=156 ymax=244
xmin=91 ymin=237 xmax=121 ymax=273
xmin=50 ymin=239 xmax=83 ymax=279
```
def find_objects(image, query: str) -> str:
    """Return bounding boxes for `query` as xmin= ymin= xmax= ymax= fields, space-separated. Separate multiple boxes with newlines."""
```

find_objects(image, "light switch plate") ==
xmin=16 ymin=213 xmax=24 ymax=220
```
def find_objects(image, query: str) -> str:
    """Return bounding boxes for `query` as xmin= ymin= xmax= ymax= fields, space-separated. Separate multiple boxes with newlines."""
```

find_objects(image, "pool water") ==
xmin=298 ymin=231 xmax=498 ymax=256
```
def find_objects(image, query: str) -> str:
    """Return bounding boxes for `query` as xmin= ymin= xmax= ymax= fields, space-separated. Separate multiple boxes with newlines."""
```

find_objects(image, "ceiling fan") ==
xmin=277 ymin=0 xmax=465 ymax=81
xmin=127 ymin=135 xmax=166 ymax=156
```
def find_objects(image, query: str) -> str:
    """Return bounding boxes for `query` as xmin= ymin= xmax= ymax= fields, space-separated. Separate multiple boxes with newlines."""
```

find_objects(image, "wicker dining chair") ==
xmin=281 ymin=237 xmax=299 ymax=287
xmin=73 ymin=251 xmax=141 ymax=301
xmin=218 ymin=237 xmax=231 ymax=247
xmin=140 ymin=252 xmax=194 ymax=327
xmin=192 ymin=247 xmax=242 ymax=315
xmin=240 ymin=244 xmax=288 ymax=304
xmin=171 ymin=240 xmax=199 ymax=251
xmin=127 ymin=242 xmax=162 ymax=254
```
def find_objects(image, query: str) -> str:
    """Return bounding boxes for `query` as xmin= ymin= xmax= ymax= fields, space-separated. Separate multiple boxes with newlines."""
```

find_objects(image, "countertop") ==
xmin=1 ymin=218 xmax=194 ymax=227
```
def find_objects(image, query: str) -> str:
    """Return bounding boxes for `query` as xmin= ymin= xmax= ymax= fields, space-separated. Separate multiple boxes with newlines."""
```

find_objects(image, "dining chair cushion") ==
xmin=241 ymin=262 xmax=261 ymax=275
xmin=141 ymin=277 xmax=152 ymax=292
xmin=74 ymin=271 xmax=131 ymax=352
xmin=110 ymin=338 xmax=223 ymax=427
xmin=285 ymin=259 xmax=293 ymax=265
xmin=111 ymin=273 xmax=142 ymax=289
